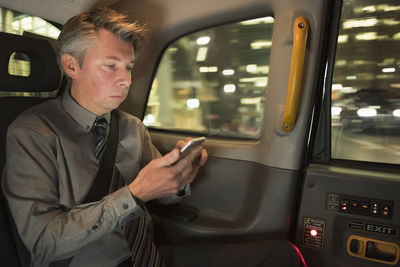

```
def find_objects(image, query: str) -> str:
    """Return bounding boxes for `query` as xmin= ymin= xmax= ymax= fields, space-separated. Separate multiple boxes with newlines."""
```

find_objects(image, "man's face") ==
xmin=71 ymin=29 xmax=135 ymax=115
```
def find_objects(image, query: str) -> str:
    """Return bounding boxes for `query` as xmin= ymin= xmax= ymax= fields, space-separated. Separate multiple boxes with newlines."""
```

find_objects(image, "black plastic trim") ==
xmin=310 ymin=0 xmax=343 ymax=164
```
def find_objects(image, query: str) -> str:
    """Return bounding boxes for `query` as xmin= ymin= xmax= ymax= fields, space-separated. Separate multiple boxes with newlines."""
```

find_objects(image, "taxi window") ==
xmin=331 ymin=0 xmax=400 ymax=164
xmin=144 ymin=16 xmax=274 ymax=139
xmin=0 ymin=7 xmax=61 ymax=97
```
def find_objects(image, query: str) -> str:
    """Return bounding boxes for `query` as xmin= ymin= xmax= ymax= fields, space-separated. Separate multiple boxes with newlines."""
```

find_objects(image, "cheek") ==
xmin=89 ymin=70 xmax=108 ymax=85
xmin=88 ymin=72 xmax=114 ymax=98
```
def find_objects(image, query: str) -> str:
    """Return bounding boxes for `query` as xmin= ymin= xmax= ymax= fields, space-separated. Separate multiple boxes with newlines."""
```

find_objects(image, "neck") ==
xmin=70 ymin=85 xmax=104 ymax=116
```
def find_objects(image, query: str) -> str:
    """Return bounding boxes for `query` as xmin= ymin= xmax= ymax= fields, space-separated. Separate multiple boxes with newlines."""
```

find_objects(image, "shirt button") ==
xmin=123 ymin=203 xmax=129 ymax=209
xmin=92 ymin=225 xmax=98 ymax=230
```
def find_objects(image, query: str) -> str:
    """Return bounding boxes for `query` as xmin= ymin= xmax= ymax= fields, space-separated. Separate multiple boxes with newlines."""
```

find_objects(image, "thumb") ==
xmin=160 ymin=148 xmax=180 ymax=166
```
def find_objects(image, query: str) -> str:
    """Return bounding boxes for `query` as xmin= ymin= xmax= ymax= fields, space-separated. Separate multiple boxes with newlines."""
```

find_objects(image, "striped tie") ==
xmin=125 ymin=204 xmax=166 ymax=267
xmin=92 ymin=117 xmax=108 ymax=160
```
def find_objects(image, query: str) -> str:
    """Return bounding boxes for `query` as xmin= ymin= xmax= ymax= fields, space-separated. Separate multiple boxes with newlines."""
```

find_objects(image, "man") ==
xmin=2 ymin=8 xmax=207 ymax=267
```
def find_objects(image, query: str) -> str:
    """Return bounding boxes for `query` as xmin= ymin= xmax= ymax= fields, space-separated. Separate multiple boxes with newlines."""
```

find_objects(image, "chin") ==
xmin=108 ymin=103 xmax=122 ymax=111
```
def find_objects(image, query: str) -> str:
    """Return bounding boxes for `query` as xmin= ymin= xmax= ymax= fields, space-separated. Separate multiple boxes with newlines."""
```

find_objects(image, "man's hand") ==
xmin=129 ymin=139 xmax=208 ymax=202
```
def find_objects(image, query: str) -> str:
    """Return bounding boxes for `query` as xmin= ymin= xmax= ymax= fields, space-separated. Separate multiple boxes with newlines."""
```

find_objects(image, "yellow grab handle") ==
xmin=281 ymin=17 xmax=309 ymax=132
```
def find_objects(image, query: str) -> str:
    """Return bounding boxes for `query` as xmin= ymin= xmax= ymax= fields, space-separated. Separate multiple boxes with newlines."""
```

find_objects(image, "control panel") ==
xmin=327 ymin=193 xmax=393 ymax=219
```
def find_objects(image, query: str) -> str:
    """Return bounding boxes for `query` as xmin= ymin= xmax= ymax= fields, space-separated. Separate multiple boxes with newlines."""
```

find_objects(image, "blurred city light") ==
xmin=357 ymin=108 xmax=377 ymax=117
xmin=343 ymin=18 xmax=378 ymax=29
xmin=338 ymin=35 xmax=348 ymax=43
xmin=240 ymin=16 xmax=274 ymax=25
xmin=199 ymin=66 xmax=218 ymax=72
xmin=224 ymin=84 xmax=236 ymax=93
xmin=332 ymin=106 xmax=343 ymax=116
xmin=246 ymin=64 xmax=257 ymax=73
xmin=196 ymin=36 xmax=210 ymax=45
xmin=382 ymin=68 xmax=396 ymax=73
xmin=187 ymin=98 xmax=200 ymax=109
xmin=255 ymin=81 xmax=267 ymax=87
xmin=393 ymin=109 xmax=400 ymax=117
xmin=251 ymin=40 xmax=272 ymax=49
xmin=196 ymin=47 xmax=208 ymax=61
xmin=222 ymin=69 xmax=235 ymax=75
xmin=332 ymin=84 xmax=343 ymax=90
xmin=241 ymin=97 xmax=262 ymax=105
xmin=143 ymin=114 xmax=155 ymax=125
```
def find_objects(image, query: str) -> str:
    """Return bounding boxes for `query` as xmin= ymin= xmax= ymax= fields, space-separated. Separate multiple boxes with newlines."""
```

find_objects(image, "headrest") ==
xmin=0 ymin=32 xmax=61 ymax=93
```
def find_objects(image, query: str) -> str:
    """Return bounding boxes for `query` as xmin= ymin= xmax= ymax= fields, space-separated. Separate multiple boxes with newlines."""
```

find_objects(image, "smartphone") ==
xmin=179 ymin=137 xmax=206 ymax=159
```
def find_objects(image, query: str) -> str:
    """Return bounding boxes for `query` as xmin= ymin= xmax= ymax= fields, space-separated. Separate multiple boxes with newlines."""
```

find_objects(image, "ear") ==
xmin=61 ymin=54 xmax=80 ymax=79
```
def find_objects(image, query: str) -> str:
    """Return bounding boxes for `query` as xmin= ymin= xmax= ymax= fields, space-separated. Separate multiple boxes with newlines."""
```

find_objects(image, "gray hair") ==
xmin=57 ymin=8 xmax=146 ymax=76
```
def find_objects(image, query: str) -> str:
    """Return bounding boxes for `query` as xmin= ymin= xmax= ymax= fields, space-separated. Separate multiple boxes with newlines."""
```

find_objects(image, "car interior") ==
xmin=0 ymin=0 xmax=399 ymax=266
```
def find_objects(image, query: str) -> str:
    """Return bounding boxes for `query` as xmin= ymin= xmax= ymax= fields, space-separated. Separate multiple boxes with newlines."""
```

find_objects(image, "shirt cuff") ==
xmin=105 ymin=185 xmax=145 ymax=223
xmin=177 ymin=184 xmax=191 ymax=197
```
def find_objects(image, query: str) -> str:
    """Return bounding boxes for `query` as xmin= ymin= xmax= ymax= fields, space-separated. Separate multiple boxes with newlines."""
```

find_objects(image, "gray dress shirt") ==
xmin=2 ymin=91 xmax=187 ymax=267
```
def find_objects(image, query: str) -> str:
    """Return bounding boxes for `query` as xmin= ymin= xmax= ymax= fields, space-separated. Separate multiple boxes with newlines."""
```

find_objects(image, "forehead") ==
xmin=88 ymin=29 xmax=135 ymax=60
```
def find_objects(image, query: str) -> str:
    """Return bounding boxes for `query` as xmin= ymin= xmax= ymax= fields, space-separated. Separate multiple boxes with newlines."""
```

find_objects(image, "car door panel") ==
xmin=149 ymin=154 xmax=299 ymax=243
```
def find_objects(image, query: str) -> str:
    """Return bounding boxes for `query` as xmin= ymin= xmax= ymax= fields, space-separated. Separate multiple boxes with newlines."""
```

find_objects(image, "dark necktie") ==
xmin=92 ymin=117 xmax=108 ymax=160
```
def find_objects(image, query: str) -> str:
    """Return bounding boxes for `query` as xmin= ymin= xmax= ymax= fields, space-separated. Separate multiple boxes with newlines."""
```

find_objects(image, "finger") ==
xmin=182 ymin=156 xmax=198 ymax=176
xmin=175 ymin=140 xmax=186 ymax=149
xmin=173 ymin=154 xmax=191 ymax=173
xmin=174 ymin=146 xmax=200 ymax=174
xmin=175 ymin=137 xmax=192 ymax=150
xmin=183 ymin=146 xmax=202 ymax=163
xmin=181 ymin=164 xmax=200 ymax=186
xmin=172 ymin=145 xmax=202 ymax=174
xmin=158 ymin=148 xmax=180 ymax=167
xmin=199 ymin=149 xmax=208 ymax=166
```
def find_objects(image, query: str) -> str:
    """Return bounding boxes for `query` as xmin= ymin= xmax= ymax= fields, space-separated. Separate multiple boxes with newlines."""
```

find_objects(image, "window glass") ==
xmin=0 ymin=7 xmax=60 ymax=38
xmin=331 ymin=0 xmax=400 ymax=164
xmin=0 ymin=7 xmax=61 ymax=97
xmin=144 ymin=17 xmax=274 ymax=139
xmin=8 ymin=52 xmax=31 ymax=77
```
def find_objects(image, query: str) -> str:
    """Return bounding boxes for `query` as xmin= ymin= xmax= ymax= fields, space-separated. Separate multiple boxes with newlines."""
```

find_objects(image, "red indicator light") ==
xmin=310 ymin=229 xmax=318 ymax=237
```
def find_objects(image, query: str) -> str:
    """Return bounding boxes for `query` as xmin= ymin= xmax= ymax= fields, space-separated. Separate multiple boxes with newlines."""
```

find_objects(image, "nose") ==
xmin=118 ymin=69 xmax=132 ymax=88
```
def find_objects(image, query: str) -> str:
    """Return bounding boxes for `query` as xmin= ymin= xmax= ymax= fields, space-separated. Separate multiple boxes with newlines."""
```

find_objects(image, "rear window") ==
xmin=144 ymin=16 xmax=274 ymax=139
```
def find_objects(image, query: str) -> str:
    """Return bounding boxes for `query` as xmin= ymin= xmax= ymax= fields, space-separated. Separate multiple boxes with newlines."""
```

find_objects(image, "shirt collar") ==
xmin=62 ymin=89 xmax=111 ymax=133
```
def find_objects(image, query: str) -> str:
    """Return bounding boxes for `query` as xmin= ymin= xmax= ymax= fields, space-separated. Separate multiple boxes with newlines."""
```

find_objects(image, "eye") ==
xmin=126 ymin=65 xmax=134 ymax=72
xmin=105 ymin=63 xmax=116 ymax=70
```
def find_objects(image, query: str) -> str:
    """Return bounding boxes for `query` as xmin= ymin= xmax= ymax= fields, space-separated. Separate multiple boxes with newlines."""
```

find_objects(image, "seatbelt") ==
xmin=84 ymin=110 xmax=119 ymax=203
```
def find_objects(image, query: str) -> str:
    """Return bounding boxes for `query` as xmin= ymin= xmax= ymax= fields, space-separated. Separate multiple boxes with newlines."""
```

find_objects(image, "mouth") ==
xmin=111 ymin=95 xmax=126 ymax=101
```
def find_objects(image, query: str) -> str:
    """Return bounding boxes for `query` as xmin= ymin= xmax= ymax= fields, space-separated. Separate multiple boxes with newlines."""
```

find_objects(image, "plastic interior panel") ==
xmin=150 ymin=156 xmax=300 ymax=244
xmin=296 ymin=163 xmax=400 ymax=267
